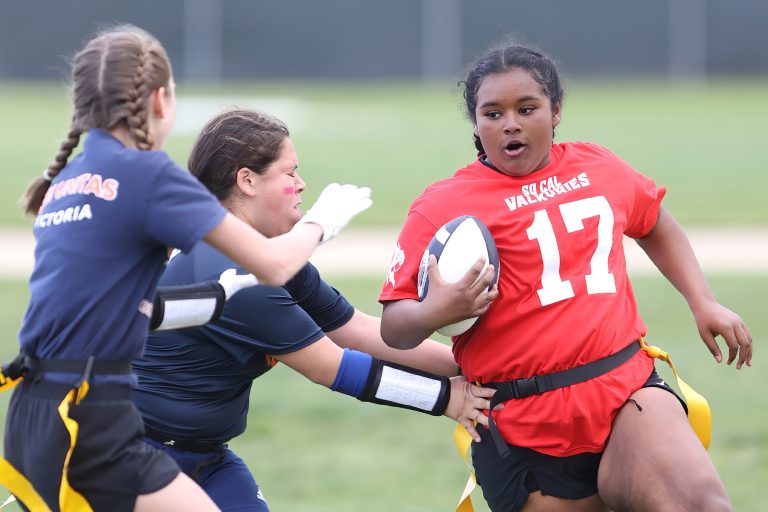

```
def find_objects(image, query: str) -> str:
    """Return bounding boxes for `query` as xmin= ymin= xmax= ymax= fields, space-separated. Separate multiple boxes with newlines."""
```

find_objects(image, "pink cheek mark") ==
xmin=282 ymin=186 xmax=296 ymax=195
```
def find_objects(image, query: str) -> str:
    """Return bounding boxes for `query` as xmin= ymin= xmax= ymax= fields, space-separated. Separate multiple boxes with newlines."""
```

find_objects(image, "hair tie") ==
xmin=42 ymin=169 xmax=54 ymax=182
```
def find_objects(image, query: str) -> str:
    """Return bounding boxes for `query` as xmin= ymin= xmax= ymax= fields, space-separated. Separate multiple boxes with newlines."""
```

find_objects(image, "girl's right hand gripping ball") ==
xmin=417 ymin=215 xmax=500 ymax=336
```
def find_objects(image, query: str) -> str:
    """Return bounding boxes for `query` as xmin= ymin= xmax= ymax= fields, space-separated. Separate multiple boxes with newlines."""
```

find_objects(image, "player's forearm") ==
xmin=357 ymin=336 xmax=458 ymax=376
xmin=636 ymin=207 xmax=715 ymax=310
xmin=380 ymin=299 xmax=440 ymax=349
xmin=328 ymin=349 xmax=491 ymax=433
xmin=212 ymin=183 xmax=371 ymax=284
xmin=330 ymin=348 xmax=451 ymax=416
xmin=275 ymin=338 xmax=343 ymax=387
xmin=328 ymin=310 xmax=458 ymax=376
xmin=385 ymin=339 xmax=458 ymax=376
xmin=264 ymin=222 xmax=325 ymax=281
xmin=205 ymin=214 xmax=322 ymax=286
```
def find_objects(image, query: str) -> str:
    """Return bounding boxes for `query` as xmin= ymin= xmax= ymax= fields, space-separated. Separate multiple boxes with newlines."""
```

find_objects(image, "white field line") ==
xmin=2 ymin=227 xmax=767 ymax=280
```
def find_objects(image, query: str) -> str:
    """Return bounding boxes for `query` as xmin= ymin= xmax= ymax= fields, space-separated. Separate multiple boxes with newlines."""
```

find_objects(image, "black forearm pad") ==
xmin=360 ymin=358 xmax=451 ymax=416
xmin=150 ymin=281 xmax=226 ymax=330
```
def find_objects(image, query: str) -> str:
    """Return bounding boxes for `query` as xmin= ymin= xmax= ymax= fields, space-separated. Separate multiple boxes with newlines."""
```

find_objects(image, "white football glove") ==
xmin=218 ymin=268 xmax=259 ymax=300
xmin=297 ymin=183 xmax=372 ymax=243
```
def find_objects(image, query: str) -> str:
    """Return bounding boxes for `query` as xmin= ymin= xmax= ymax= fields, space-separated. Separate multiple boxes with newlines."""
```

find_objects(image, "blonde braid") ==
xmin=125 ymin=40 xmax=153 ymax=150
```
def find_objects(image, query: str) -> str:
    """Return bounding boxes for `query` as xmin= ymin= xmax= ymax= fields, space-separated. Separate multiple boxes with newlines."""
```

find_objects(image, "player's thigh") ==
xmin=201 ymin=449 xmax=270 ymax=511
xmin=472 ymin=425 xmax=606 ymax=512
xmin=598 ymin=387 xmax=728 ymax=511
xmin=134 ymin=472 xmax=220 ymax=512
xmin=522 ymin=491 xmax=607 ymax=512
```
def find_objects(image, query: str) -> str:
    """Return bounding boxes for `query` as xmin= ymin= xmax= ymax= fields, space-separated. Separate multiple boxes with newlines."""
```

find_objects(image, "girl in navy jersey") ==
xmin=1 ymin=24 xmax=370 ymax=511
xmin=379 ymin=41 xmax=752 ymax=512
xmin=131 ymin=108 xmax=496 ymax=511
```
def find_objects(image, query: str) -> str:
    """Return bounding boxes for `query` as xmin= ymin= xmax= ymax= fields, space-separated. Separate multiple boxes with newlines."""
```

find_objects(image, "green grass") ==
xmin=1 ymin=78 xmax=767 ymax=226
xmin=0 ymin=77 xmax=766 ymax=509
xmin=0 ymin=274 xmax=766 ymax=511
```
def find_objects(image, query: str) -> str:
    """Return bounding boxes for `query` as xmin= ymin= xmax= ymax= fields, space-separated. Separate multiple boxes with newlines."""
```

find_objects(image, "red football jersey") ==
xmin=380 ymin=141 xmax=663 ymax=456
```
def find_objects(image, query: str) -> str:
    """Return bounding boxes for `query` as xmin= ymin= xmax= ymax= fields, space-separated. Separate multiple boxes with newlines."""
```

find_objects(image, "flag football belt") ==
xmin=450 ymin=338 xmax=711 ymax=512
xmin=1 ymin=353 xmax=131 ymax=390
xmin=484 ymin=340 xmax=642 ymax=459
xmin=0 ymin=354 xmax=131 ymax=512
xmin=144 ymin=425 xmax=226 ymax=454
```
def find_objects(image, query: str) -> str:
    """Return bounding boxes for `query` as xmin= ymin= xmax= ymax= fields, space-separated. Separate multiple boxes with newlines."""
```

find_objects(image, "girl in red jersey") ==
xmin=379 ymin=41 xmax=752 ymax=512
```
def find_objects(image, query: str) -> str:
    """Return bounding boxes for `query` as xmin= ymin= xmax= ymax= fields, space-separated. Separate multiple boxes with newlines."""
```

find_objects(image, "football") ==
xmin=417 ymin=215 xmax=500 ymax=336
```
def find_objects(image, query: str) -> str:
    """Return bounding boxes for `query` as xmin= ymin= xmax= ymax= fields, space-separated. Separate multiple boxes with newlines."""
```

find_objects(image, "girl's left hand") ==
xmin=692 ymin=299 xmax=753 ymax=369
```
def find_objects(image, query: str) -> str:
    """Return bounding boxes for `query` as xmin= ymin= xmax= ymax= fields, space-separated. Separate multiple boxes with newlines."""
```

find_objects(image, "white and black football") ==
xmin=417 ymin=215 xmax=500 ymax=336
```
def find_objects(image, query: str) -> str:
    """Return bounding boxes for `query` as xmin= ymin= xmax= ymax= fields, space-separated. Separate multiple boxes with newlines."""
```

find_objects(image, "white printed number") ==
xmin=526 ymin=196 xmax=616 ymax=306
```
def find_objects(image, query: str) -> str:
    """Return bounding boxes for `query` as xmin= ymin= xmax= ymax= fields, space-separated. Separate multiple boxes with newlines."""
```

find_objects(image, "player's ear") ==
xmin=235 ymin=167 xmax=258 ymax=196
xmin=150 ymin=87 xmax=169 ymax=118
xmin=552 ymin=102 xmax=562 ymax=128
xmin=472 ymin=128 xmax=484 ymax=155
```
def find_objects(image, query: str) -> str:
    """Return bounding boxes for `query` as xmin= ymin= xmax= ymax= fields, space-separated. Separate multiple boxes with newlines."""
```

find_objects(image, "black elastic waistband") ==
xmin=144 ymin=425 xmax=225 ymax=454
xmin=20 ymin=379 xmax=132 ymax=401
xmin=28 ymin=358 xmax=132 ymax=375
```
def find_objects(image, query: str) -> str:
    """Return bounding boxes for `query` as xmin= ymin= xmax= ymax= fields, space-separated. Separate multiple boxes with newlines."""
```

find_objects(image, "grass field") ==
xmin=1 ymin=78 xmax=767 ymax=227
xmin=0 ymin=78 xmax=766 ymax=510
xmin=0 ymin=274 xmax=766 ymax=511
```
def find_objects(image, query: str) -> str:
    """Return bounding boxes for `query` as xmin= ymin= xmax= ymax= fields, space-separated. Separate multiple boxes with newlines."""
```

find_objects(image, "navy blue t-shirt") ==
xmin=18 ymin=129 xmax=226 ymax=361
xmin=132 ymin=242 xmax=354 ymax=443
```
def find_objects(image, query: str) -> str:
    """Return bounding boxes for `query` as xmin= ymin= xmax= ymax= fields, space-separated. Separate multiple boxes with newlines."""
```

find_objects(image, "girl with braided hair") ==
xmin=3 ymin=24 xmax=370 ymax=511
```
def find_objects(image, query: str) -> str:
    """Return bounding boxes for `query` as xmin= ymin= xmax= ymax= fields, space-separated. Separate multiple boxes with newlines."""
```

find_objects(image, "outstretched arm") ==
xmin=326 ymin=309 xmax=459 ymax=376
xmin=205 ymin=184 xmax=372 ymax=286
xmin=380 ymin=255 xmax=498 ymax=349
xmin=275 ymin=338 xmax=495 ymax=441
xmin=636 ymin=206 xmax=753 ymax=368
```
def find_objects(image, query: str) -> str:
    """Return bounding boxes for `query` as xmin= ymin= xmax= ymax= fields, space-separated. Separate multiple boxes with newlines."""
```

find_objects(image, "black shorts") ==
xmin=4 ymin=377 xmax=180 ymax=512
xmin=471 ymin=368 xmax=685 ymax=512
